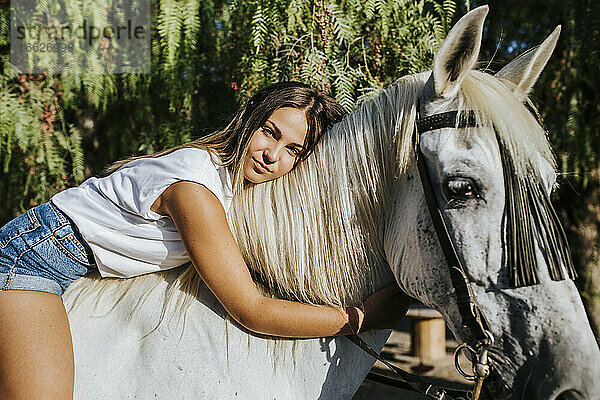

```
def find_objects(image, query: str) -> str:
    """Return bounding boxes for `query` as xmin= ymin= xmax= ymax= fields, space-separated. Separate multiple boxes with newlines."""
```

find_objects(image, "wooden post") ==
xmin=407 ymin=307 xmax=446 ymax=361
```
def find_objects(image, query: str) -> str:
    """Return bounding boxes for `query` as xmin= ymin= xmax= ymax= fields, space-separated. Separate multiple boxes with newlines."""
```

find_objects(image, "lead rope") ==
xmin=347 ymin=334 xmax=461 ymax=399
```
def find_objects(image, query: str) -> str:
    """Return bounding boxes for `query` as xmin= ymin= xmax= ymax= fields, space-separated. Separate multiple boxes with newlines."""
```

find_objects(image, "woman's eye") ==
xmin=262 ymin=127 xmax=274 ymax=137
xmin=288 ymin=147 xmax=301 ymax=156
xmin=444 ymin=177 xmax=480 ymax=200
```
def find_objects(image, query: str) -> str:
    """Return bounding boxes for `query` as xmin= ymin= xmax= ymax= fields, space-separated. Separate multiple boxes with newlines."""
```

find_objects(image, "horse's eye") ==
xmin=444 ymin=177 xmax=479 ymax=200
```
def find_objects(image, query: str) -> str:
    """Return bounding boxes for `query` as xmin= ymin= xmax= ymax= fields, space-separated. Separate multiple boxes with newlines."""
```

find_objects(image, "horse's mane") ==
xmin=227 ymin=73 xmax=425 ymax=309
xmin=458 ymin=70 xmax=555 ymax=180
xmin=459 ymin=71 xmax=576 ymax=286
xmin=70 ymin=67 xmax=557 ymax=328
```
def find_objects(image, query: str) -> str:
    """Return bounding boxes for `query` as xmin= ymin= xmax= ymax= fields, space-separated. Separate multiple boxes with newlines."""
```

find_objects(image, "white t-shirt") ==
xmin=51 ymin=147 xmax=233 ymax=278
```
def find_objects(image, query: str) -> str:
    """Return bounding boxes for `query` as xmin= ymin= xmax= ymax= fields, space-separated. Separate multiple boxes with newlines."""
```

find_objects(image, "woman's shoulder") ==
xmin=119 ymin=147 xmax=217 ymax=174
xmin=159 ymin=147 xmax=213 ymax=165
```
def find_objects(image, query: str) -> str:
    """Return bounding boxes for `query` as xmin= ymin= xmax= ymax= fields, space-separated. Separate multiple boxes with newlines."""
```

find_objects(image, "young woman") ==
xmin=0 ymin=81 xmax=410 ymax=399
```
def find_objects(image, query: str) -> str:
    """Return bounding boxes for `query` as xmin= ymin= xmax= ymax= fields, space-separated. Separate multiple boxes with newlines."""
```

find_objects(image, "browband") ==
xmin=416 ymin=110 xmax=478 ymax=133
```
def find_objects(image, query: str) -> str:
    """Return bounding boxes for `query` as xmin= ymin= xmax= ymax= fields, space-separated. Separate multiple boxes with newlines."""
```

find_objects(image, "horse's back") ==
xmin=64 ymin=270 xmax=390 ymax=399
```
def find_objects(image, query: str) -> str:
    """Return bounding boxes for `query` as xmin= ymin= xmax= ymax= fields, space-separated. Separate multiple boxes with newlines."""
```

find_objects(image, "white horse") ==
xmin=63 ymin=6 xmax=600 ymax=399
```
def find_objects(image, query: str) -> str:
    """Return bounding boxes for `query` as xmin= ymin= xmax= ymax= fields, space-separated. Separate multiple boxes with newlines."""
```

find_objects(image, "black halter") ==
xmin=349 ymin=106 xmax=578 ymax=399
xmin=348 ymin=109 xmax=494 ymax=400
xmin=413 ymin=109 xmax=492 ymax=345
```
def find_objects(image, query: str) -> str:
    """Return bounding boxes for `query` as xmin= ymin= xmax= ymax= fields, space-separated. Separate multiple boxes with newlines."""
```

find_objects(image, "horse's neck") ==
xmin=304 ymin=74 xmax=426 ymax=298
xmin=333 ymin=78 xmax=423 ymax=223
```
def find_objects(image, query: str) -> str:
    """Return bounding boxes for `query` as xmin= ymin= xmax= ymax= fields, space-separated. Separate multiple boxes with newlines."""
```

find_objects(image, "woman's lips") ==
xmin=252 ymin=157 xmax=272 ymax=173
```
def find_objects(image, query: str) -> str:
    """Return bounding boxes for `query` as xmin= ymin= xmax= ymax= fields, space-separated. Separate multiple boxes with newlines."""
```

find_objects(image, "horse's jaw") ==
xmin=463 ymin=275 xmax=600 ymax=399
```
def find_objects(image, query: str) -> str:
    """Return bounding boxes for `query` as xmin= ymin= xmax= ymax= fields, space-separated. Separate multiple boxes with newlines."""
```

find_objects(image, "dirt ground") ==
xmin=352 ymin=316 xmax=472 ymax=399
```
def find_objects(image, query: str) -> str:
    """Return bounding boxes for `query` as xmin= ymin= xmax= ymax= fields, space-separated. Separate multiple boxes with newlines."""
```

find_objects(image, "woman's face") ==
xmin=243 ymin=107 xmax=308 ymax=184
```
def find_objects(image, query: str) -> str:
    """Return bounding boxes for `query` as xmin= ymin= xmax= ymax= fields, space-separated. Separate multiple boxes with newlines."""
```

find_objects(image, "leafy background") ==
xmin=0 ymin=0 xmax=598 ymax=338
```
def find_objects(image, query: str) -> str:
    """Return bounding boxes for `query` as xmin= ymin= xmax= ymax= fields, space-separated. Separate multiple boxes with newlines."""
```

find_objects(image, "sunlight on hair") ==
xmin=69 ymin=68 xmax=559 ymax=368
xmin=458 ymin=71 xmax=555 ymax=181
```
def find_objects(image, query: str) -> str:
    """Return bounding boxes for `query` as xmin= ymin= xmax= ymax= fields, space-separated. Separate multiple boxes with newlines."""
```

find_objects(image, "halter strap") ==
xmin=416 ymin=110 xmax=478 ymax=134
xmin=347 ymin=109 xmax=494 ymax=400
xmin=414 ymin=108 xmax=492 ymax=344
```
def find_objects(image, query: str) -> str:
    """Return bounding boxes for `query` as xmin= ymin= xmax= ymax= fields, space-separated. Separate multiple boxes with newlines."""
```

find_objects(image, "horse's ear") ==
xmin=495 ymin=26 xmax=561 ymax=98
xmin=432 ymin=5 xmax=488 ymax=98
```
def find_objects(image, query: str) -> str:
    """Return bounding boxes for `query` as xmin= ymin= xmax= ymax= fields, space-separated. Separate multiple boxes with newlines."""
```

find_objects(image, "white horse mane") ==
xmin=459 ymin=71 xmax=555 ymax=179
xmin=70 ymin=67 xmax=555 ymax=337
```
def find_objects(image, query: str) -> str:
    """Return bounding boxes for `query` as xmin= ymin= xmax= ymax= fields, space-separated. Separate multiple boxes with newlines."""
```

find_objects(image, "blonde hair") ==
xmin=70 ymin=68 xmax=556 ymax=365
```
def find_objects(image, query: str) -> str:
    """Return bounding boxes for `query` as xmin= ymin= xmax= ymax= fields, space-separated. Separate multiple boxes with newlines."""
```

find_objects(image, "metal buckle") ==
xmin=425 ymin=384 xmax=446 ymax=400
xmin=454 ymin=343 xmax=478 ymax=381
xmin=453 ymin=331 xmax=495 ymax=400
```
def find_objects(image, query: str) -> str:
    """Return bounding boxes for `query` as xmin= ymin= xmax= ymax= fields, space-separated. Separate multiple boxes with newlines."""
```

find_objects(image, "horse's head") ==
xmin=388 ymin=6 xmax=600 ymax=399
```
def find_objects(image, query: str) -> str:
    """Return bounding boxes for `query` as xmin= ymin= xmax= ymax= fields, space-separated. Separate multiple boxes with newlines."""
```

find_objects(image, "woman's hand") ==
xmin=359 ymin=282 xmax=411 ymax=332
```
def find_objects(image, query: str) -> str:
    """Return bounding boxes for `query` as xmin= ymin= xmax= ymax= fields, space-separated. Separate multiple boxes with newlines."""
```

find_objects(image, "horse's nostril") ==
xmin=555 ymin=389 xmax=585 ymax=400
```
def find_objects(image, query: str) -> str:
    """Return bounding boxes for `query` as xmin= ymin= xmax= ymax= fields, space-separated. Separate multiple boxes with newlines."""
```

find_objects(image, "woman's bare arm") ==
xmin=158 ymin=180 xmax=364 ymax=338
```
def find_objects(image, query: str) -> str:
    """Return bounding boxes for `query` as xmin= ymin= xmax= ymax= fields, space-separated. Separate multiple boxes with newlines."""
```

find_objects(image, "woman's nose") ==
xmin=263 ymin=145 xmax=281 ymax=163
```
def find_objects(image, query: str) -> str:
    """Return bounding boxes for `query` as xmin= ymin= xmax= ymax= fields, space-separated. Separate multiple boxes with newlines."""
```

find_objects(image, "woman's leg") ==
xmin=0 ymin=290 xmax=74 ymax=400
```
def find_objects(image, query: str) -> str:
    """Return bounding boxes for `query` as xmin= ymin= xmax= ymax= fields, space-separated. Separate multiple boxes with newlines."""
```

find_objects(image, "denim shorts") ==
xmin=0 ymin=201 xmax=97 ymax=297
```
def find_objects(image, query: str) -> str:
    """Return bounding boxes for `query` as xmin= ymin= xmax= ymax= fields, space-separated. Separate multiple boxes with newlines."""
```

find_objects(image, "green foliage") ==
xmin=433 ymin=0 xmax=457 ymax=34
xmin=0 ymin=74 xmax=84 ymax=215
xmin=0 ymin=0 xmax=454 ymax=222
xmin=223 ymin=0 xmax=454 ymax=109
